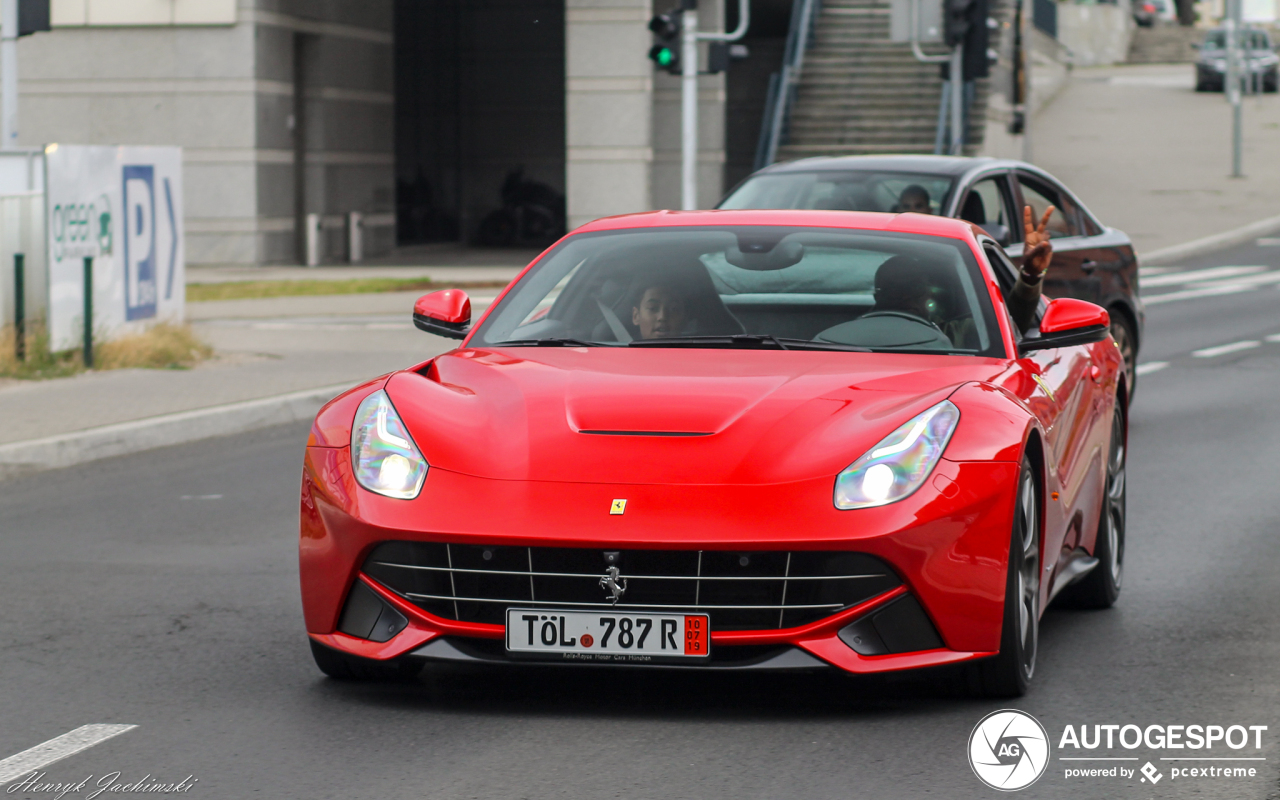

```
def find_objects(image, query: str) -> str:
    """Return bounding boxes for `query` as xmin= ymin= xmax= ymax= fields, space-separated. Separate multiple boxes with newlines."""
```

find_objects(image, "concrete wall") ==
xmin=1059 ymin=0 xmax=1135 ymax=66
xmin=15 ymin=0 xmax=395 ymax=266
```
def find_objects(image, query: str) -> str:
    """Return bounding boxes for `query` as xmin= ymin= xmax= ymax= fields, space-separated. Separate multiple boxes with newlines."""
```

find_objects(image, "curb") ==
xmin=0 ymin=382 xmax=352 ymax=481
xmin=1141 ymin=212 xmax=1280 ymax=266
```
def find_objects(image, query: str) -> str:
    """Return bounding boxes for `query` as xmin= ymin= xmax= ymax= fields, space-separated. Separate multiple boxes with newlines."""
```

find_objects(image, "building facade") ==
xmin=11 ymin=0 xmax=761 ymax=266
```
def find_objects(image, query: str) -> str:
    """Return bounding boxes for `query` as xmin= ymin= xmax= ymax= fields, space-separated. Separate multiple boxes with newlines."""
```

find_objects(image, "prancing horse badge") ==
xmin=610 ymin=499 xmax=627 ymax=515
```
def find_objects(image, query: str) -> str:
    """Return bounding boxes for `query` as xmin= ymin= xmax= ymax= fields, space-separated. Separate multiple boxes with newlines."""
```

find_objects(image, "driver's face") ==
xmin=632 ymin=286 xmax=687 ymax=339
xmin=899 ymin=192 xmax=931 ymax=214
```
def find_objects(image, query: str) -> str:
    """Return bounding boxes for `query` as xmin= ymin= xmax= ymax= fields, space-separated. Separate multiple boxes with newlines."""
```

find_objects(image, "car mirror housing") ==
xmin=413 ymin=289 xmax=472 ymax=339
xmin=1018 ymin=297 xmax=1110 ymax=355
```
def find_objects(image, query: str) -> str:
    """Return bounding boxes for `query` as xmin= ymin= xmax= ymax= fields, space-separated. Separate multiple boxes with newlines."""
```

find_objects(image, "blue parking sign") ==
xmin=122 ymin=164 xmax=157 ymax=320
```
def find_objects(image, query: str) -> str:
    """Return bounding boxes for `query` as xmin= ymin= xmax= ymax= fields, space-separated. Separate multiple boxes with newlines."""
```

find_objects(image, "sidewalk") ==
xmin=1032 ymin=63 xmax=1280 ymax=258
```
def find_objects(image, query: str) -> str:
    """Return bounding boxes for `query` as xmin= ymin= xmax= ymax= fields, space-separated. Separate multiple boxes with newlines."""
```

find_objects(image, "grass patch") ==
xmin=0 ymin=321 xmax=213 ymax=380
xmin=186 ymin=277 xmax=510 ymax=303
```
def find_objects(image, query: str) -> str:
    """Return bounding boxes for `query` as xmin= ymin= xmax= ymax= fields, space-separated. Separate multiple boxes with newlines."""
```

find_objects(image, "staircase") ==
xmin=1127 ymin=23 xmax=1201 ymax=63
xmin=776 ymin=0 xmax=992 ymax=160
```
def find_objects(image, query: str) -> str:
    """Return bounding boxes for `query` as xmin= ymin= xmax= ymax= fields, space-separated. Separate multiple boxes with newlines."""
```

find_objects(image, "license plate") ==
xmin=505 ymin=608 xmax=710 ymax=662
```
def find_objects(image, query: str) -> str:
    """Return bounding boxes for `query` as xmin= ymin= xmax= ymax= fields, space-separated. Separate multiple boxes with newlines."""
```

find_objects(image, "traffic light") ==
xmin=648 ymin=11 xmax=682 ymax=75
xmin=962 ymin=0 xmax=992 ymax=80
xmin=943 ymin=0 xmax=973 ymax=47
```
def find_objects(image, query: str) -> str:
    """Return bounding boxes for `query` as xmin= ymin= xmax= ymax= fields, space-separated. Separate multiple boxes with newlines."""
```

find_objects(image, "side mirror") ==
xmin=979 ymin=222 xmax=1010 ymax=246
xmin=1018 ymin=298 xmax=1110 ymax=355
xmin=413 ymin=289 xmax=471 ymax=339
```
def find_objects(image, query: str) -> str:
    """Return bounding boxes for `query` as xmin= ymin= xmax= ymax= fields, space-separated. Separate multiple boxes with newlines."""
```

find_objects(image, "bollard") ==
xmin=305 ymin=212 xmax=321 ymax=267
xmin=83 ymin=256 xmax=93 ymax=368
xmin=347 ymin=211 xmax=363 ymax=263
xmin=13 ymin=252 xmax=23 ymax=361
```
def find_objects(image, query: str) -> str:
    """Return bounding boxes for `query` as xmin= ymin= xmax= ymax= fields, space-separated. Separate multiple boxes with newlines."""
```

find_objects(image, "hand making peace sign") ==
xmin=1022 ymin=204 xmax=1055 ymax=282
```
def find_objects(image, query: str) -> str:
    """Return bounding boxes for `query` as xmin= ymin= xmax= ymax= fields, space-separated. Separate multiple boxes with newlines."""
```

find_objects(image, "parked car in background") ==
xmin=1132 ymin=0 xmax=1171 ymax=27
xmin=719 ymin=155 xmax=1144 ymax=381
xmin=1194 ymin=28 xmax=1279 ymax=92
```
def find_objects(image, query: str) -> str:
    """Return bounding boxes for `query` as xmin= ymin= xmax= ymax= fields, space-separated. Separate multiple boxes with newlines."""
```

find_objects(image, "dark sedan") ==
xmin=718 ymin=155 xmax=1144 ymax=378
xmin=1194 ymin=28 xmax=1279 ymax=93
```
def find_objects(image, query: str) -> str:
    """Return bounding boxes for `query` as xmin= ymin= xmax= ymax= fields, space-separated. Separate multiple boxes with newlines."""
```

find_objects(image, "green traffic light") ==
xmin=649 ymin=44 xmax=675 ymax=68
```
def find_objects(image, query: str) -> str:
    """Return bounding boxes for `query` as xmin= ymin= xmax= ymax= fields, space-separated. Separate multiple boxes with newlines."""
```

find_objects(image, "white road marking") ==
xmin=1256 ymin=238 xmax=1280 ymax=246
xmin=1192 ymin=340 xmax=1261 ymax=358
xmin=1138 ymin=266 xmax=1178 ymax=277
xmin=1135 ymin=362 xmax=1169 ymax=376
xmin=1267 ymin=333 xmax=1280 ymax=343
xmin=1140 ymin=265 xmax=1266 ymax=287
xmin=0 ymin=725 xmax=137 ymax=783
xmin=1143 ymin=283 xmax=1255 ymax=305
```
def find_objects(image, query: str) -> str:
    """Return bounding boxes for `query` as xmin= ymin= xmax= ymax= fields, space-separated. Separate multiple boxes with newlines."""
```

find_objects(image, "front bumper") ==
xmin=300 ymin=447 xmax=1018 ymax=675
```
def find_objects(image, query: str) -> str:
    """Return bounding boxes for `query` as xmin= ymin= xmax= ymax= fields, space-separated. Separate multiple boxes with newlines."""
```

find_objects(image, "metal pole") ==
xmin=1 ymin=0 xmax=16 ymax=149
xmin=949 ymin=44 xmax=964 ymax=154
xmin=13 ymin=252 xmax=23 ymax=361
xmin=681 ymin=5 xmax=699 ymax=210
xmin=83 ymin=256 xmax=93 ymax=368
xmin=1227 ymin=0 xmax=1243 ymax=177
xmin=1021 ymin=0 xmax=1033 ymax=162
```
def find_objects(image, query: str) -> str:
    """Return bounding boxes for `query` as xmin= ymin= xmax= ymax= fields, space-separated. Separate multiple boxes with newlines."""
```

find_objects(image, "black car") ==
xmin=1194 ymin=28 xmax=1279 ymax=93
xmin=719 ymin=155 xmax=1144 ymax=378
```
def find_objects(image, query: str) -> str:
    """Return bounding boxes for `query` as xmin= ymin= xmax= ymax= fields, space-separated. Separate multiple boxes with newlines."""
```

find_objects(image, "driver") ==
xmin=632 ymin=282 xmax=688 ymax=339
xmin=895 ymin=185 xmax=933 ymax=214
xmin=874 ymin=205 xmax=1056 ymax=342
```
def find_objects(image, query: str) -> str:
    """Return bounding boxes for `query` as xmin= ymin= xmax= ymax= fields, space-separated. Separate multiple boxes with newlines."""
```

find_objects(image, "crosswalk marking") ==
xmin=0 ymin=725 xmax=137 ymax=783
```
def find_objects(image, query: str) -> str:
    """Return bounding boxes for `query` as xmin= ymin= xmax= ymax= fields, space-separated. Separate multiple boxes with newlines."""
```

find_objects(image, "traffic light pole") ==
xmin=681 ymin=7 xmax=699 ymax=210
xmin=948 ymin=44 xmax=964 ymax=154
xmin=1226 ymin=0 xmax=1243 ymax=177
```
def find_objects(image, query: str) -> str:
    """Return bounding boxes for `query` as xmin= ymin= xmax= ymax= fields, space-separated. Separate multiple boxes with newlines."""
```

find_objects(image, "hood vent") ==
xmin=578 ymin=430 xmax=713 ymax=437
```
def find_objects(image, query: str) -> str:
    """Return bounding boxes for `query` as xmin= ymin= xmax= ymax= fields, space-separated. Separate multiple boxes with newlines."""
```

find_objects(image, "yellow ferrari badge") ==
xmin=610 ymin=499 xmax=627 ymax=515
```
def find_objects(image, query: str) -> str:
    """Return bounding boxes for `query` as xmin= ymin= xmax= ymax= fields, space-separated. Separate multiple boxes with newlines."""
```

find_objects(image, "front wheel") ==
xmin=969 ymin=458 xmax=1040 ymax=697
xmin=1109 ymin=310 xmax=1137 ymax=398
xmin=1062 ymin=405 xmax=1127 ymax=608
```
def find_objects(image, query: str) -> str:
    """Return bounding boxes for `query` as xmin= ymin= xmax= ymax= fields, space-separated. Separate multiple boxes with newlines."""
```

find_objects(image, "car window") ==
xmin=718 ymin=171 xmax=956 ymax=215
xmin=1016 ymin=175 xmax=1080 ymax=239
xmin=474 ymin=226 xmax=1003 ymax=356
xmin=960 ymin=176 xmax=1017 ymax=243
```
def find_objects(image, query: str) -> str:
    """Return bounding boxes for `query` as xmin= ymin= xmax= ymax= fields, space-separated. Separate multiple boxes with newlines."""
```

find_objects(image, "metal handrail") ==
xmin=753 ymin=0 xmax=823 ymax=169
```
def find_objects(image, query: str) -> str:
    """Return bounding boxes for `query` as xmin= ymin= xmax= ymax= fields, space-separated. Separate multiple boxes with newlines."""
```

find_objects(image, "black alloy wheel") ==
xmin=309 ymin=639 xmax=423 ymax=682
xmin=969 ymin=457 xmax=1040 ymax=697
xmin=1063 ymin=405 xmax=1127 ymax=608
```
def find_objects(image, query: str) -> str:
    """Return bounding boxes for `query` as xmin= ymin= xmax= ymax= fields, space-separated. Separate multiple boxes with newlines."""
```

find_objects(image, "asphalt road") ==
xmin=2 ymin=246 xmax=1279 ymax=799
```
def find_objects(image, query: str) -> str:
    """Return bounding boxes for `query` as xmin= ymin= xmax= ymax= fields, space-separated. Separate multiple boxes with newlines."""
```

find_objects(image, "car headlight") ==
xmin=351 ymin=390 xmax=429 ymax=499
xmin=834 ymin=400 xmax=960 ymax=509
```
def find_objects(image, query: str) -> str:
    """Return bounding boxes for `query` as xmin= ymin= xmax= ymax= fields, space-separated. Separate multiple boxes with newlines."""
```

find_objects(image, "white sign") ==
xmin=45 ymin=144 xmax=184 ymax=351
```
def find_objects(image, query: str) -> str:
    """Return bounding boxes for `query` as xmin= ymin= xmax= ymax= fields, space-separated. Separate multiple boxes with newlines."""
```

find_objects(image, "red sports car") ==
xmin=300 ymin=210 xmax=1128 ymax=697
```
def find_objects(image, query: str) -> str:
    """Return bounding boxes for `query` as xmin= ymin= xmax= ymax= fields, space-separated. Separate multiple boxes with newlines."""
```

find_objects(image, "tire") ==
xmin=1109 ymin=310 xmax=1137 ymax=399
xmin=1061 ymin=405 xmax=1127 ymax=609
xmin=309 ymin=639 xmax=423 ymax=682
xmin=969 ymin=458 xmax=1040 ymax=698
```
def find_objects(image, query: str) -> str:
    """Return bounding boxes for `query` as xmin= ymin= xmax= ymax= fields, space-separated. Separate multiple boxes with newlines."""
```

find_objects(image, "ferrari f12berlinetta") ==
xmin=300 ymin=210 xmax=1128 ymax=697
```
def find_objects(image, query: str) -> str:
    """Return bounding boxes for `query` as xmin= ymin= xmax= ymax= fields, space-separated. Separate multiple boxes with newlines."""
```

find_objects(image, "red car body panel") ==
xmin=299 ymin=209 xmax=1125 ymax=676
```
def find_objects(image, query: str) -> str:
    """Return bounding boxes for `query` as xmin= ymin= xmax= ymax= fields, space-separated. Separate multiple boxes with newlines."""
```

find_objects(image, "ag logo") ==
xmin=968 ymin=709 xmax=1050 ymax=791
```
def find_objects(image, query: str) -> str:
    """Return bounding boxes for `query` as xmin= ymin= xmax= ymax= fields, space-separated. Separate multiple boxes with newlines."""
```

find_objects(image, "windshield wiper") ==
xmin=493 ymin=337 xmax=609 ymax=347
xmin=628 ymin=335 xmax=869 ymax=352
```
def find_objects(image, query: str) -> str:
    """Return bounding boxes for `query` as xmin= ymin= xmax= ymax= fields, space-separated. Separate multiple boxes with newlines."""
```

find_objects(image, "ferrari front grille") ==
xmin=362 ymin=542 xmax=901 ymax=631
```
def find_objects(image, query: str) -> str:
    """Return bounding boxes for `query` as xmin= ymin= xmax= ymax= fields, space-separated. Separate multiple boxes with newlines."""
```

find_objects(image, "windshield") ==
xmin=718 ymin=171 xmax=957 ymax=215
xmin=1203 ymin=30 xmax=1271 ymax=50
xmin=472 ymin=226 xmax=1004 ymax=356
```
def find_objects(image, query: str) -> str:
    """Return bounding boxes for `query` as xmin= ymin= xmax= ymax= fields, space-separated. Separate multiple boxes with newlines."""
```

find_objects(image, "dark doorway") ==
xmin=394 ymin=0 xmax=566 ymax=246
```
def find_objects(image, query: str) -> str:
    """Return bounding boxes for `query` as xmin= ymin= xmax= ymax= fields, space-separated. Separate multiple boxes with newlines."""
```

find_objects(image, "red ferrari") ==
xmin=300 ymin=210 xmax=1128 ymax=697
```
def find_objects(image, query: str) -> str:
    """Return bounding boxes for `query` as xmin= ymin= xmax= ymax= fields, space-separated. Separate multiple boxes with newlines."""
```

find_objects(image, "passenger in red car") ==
xmin=874 ymin=204 xmax=1055 ymax=340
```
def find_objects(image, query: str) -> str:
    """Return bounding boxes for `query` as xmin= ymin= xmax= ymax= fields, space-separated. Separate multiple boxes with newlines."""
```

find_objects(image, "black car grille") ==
xmin=362 ymin=542 xmax=901 ymax=631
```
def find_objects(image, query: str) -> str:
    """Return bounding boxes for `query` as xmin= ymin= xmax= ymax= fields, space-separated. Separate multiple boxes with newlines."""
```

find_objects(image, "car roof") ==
xmin=573 ymin=208 xmax=983 ymax=240
xmin=751 ymin=154 xmax=1010 ymax=178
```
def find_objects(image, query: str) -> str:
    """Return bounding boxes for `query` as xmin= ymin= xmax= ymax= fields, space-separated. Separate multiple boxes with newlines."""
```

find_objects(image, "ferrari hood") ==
xmin=385 ymin=348 xmax=1008 ymax=485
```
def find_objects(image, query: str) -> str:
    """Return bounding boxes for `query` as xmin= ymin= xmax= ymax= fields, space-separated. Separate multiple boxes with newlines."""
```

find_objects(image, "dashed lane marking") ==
xmin=1267 ymin=333 xmax=1280 ymax=343
xmin=1257 ymin=238 xmax=1280 ymax=246
xmin=1135 ymin=362 xmax=1169 ymax=376
xmin=0 ymin=725 xmax=137 ymax=783
xmin=1143 ymin=283 xmax=1258 ymax=306
xmin=1192 ymin=340 xmax=1262 ymax=358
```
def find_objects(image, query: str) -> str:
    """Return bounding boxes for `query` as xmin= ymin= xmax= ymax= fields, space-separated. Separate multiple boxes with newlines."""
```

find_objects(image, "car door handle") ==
xmin=1081 ymin=259 xmax=1098 ymax=273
